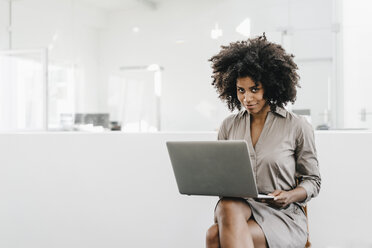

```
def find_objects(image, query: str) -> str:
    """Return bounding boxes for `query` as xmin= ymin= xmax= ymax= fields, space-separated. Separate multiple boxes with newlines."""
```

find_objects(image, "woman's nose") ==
xmin=244 ymin=92 xmax=253 ymax=102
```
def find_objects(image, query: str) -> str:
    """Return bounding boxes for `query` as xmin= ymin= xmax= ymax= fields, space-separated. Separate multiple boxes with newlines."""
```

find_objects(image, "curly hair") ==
xmin=209 ymin=34 xmax=300 ymax=112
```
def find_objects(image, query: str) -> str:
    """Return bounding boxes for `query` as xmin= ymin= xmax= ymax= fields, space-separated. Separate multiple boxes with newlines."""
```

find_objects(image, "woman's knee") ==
xmin=206 ymin=223 xmax=219 ymax=245
xmin=215 ymin=198 xmax=251 ymax=220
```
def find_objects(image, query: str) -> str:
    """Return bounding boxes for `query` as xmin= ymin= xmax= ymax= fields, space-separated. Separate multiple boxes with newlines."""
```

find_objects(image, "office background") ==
xmin=1 ymin=0 xmax=372 ymax=132
xmin=1 ymin=0 xmax=372 ymax=247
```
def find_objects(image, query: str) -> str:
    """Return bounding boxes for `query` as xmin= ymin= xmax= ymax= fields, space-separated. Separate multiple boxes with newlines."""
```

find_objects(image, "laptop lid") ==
xmin=166 ymin=140 xmax=272 ymax=198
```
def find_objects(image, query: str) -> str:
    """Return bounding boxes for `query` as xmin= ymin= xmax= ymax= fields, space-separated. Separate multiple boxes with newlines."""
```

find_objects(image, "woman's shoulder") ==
xmin=217 ymin=111 xmax=246 ymax=139
xmin=281 ymin=109 xmax=310 ymax=125
xmin=220 ymin=110 xmax=246 ymax=126
xmin=285 ymin=110 xmax=314 ymax=137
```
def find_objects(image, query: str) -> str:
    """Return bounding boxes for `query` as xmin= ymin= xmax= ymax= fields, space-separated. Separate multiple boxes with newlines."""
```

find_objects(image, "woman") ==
xmin=205 ymin=35 xmax=321 ymax=248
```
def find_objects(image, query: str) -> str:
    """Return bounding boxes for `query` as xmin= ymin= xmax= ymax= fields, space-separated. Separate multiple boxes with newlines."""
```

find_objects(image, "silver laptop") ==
xmin=166 ymin=140 xmax=273 ymax=199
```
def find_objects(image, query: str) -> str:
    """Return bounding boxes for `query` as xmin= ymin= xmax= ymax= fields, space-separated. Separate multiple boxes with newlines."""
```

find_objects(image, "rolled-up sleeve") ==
xmin=295 ymin=119 xmax=321 ymax=204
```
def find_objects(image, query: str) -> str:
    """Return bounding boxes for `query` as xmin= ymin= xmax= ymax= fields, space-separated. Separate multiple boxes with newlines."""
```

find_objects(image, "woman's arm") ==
xmin=295 ymin=119 xmax=321 ymax=204
xmin=268 ymin=119 xmax=321 ymax=209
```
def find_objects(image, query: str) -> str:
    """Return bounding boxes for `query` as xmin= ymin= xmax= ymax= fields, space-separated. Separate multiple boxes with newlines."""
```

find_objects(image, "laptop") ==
xmin=166 ymin=140 xmax=274 ymax=199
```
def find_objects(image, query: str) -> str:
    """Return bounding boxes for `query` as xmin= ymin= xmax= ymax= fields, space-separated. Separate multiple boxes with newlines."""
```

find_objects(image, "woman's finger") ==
xmin=269 ymin=189 xmax=282 ymax=197
xmin=274 ymin=192 xmax=285 ymax=201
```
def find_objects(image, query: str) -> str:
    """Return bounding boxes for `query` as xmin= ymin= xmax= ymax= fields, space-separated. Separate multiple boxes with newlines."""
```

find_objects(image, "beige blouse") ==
xmin=217 ymin=107 xmax=321 ymax=247
xmin=217 ymin=107 xmax=321 ymax=203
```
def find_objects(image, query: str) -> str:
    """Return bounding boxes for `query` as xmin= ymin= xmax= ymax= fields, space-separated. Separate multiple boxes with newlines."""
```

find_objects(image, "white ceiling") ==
xmin=79 ymin=0 xmax=163 ymax=11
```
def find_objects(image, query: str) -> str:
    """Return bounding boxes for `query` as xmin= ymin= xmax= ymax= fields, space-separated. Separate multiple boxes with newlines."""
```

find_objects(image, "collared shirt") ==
xmin=217 ymin=107 xmax=321 ymax=203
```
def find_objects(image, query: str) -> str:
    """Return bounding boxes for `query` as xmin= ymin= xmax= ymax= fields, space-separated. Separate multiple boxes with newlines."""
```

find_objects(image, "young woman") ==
xmin=206 ymin=35 xmax=321 ymax=248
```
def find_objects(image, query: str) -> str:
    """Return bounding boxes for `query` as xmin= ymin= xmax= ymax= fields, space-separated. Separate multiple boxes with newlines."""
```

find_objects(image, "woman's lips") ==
xmin=246 ymin=104 xmax=257 ymax=109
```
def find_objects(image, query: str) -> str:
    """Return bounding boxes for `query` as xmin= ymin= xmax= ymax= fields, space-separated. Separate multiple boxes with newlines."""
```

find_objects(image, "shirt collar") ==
xmin=274 ymin=107 xmax=287 ymax=118
xmin=238 ymin=106 xmax=287 ymax=118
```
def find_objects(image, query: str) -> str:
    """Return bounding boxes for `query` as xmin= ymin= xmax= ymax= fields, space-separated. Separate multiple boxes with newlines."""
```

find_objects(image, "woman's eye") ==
xmin=251 ymin=87 xmax=259 ymax=93
xmin=238 ymin=88 xmax=244 ymax=93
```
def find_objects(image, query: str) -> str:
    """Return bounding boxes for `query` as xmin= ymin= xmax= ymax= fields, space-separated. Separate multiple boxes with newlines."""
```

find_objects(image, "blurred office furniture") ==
xmin=110 ymin=121 xmax=121 ymax=131
xmin=360 ymin=108 xmax=372 ymax=122
xmin=293 ymin=109 xmax=312 ymax=125
xmin=59 ymin=113 xmax=110 ymax=131
xmin=74 ymin=113 xmax=110 ymax=129
xmin=60 ymin=113 xmax=75 ymax=130
xmin=293 ymin=109 xmax=311 ymax=116
xmin=317 ymin=109 xmax=331 ymax=130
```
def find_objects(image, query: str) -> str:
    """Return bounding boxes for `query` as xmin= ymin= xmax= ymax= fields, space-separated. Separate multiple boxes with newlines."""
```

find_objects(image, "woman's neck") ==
xmin=250 ymin=104 xmax=271 ymax=124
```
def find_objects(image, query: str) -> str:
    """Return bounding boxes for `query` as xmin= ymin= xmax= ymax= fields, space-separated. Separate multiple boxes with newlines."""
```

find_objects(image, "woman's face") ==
xmin=236 ymin=76 xmax=269 ymax=115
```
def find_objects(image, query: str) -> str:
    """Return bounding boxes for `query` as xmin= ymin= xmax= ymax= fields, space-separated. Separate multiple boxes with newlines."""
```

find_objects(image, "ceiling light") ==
xmin=147 ymin=64 xmax=160 ymax=71
xmin=236 ymin=18 xmax=251 ymax=37
xmin=211 ymin=23 xmax=223 ymax=40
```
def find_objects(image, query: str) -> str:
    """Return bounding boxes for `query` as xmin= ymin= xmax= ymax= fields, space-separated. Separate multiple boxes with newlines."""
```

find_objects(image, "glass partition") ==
xmin=0 ymin=0 xmax=371 ymax=131
xmin=108 ymin=66 xmax=162 ymax=132
xmin=0 ymin=49 xmax=47 ymax=131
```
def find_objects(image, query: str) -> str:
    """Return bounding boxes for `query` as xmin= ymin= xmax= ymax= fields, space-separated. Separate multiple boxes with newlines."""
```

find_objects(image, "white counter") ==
xmin=0 ymin=132 xmax=371 ymax=248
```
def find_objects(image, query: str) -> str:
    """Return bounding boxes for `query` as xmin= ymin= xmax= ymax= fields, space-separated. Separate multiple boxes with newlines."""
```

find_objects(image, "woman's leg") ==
xmin=206 ymin=223 xmax=220 ymax=248
xmin=205 ymin=221 xmax=267 ymax=248
xmin=214 ymin=198 xmax=253 ymax=247
xmin=210 ymin=197 xmax=267 ymax=248
xmin=247 ymin=219 xmax=267 ymax=248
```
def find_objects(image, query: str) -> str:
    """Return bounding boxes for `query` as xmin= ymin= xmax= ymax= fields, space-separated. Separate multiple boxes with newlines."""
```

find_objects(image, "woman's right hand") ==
xmin=265 ymin=187 xmax=307 ymax=208
xmin=265 ymin=190 xmax=293 ymax=208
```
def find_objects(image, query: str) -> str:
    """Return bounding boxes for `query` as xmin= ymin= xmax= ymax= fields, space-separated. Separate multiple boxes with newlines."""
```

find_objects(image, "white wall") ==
xmin=0 ymin=132 xmax=216 ymax=248
xmin=1 ymin=132 xmax=372 ymax=248
xmin=99 ymin=0 xmax=334 ymax=131
xmin=309 ymin=131 xmax=372 ymax=247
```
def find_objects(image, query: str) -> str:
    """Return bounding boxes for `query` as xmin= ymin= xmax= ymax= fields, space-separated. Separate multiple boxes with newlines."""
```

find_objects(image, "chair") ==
xmin=296 ymin=178 xmax=311 ymax=248
xmin=304 ymin=205 xmax=311 ymax=248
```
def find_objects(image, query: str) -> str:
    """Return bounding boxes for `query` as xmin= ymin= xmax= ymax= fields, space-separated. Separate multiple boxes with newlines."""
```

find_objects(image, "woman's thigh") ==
xmin=214 ymin=197 xmax=252 ymax=222
xmin=213 ymin=198 xmax=267 ymax=247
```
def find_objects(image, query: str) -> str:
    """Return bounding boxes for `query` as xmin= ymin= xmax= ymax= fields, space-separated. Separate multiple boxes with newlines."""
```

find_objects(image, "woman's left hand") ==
xmin=267 ymin=190 xmax=293 ymax=208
